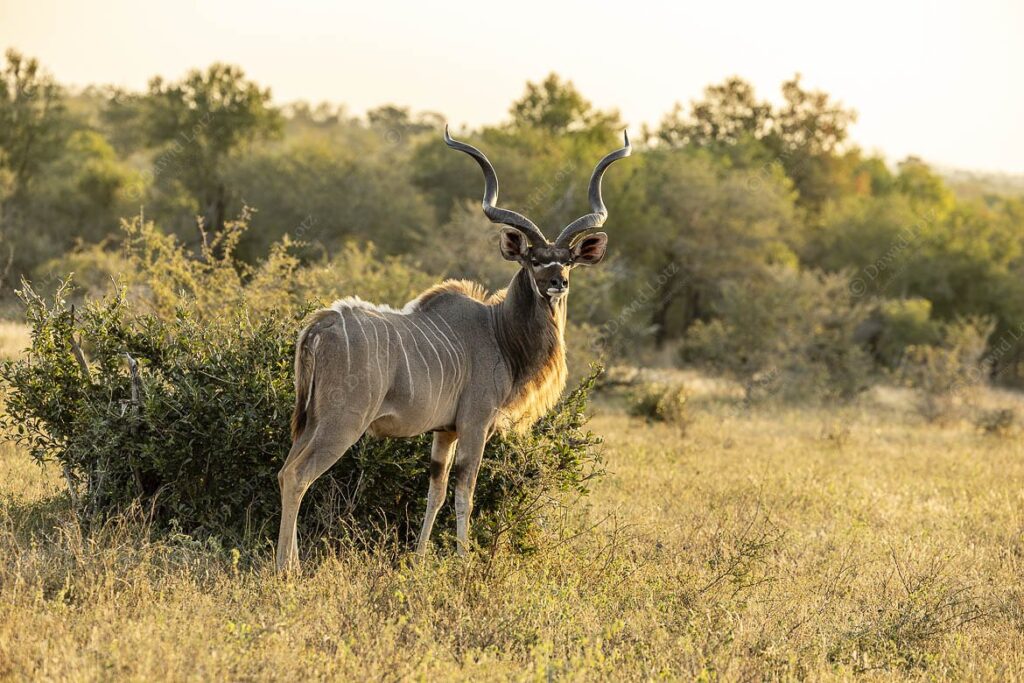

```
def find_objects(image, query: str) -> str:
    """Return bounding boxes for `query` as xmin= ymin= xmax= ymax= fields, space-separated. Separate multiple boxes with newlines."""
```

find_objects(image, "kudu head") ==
xmin=444 ymin=126 xmax=631 ymax=304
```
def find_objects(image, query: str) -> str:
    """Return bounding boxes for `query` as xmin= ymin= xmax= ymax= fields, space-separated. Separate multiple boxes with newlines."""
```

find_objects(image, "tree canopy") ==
xmin=2 ymin=55 xmax=1024 ymax=382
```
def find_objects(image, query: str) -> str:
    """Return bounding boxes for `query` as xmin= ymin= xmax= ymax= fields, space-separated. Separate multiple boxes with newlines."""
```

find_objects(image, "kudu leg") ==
xmin=451 ymin=429 xmax=487 ymax=556
xmin=415 ymin=431 xmax=458 ymax=555
xmin=276 ymin=425 xmax=362 ymax=573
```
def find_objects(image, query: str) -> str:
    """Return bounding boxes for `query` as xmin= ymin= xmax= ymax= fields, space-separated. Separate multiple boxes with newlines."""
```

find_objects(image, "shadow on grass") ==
xmin=0 ymin=490 xmax=76 ymax=541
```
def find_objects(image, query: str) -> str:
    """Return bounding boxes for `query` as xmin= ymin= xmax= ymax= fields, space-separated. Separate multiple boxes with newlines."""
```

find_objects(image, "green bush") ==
xmin=899 ymin=317 xmax=993 ymax=422
xmin=628 ymin=382 xmax=689 ymax=426
xmin=974 ymin=407 xmax=1018 ymax=437
xmin=682 ymin=266 xmax=874 ymax=401
xmin=0 ymin=218 xmax=603 ymax=552
xmin=868 ymin=298 xmax=943 ymax=369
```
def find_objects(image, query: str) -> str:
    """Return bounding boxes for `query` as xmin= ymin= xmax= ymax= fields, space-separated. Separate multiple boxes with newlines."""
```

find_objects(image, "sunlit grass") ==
xmin=1 ymin=359 xmax=1023 ymax=679
xmin=0 ymin=321 xmax=28 ymax=361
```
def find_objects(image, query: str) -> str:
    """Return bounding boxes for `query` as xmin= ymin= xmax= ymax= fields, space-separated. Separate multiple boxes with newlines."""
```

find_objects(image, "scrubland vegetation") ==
xmin=3 ymin=319 xmax=1024 ymax=678
xmin=2 ymin=48 xmax=1024 ymax=680
xmin=4 ymin=50 xmax=1024 ymax=389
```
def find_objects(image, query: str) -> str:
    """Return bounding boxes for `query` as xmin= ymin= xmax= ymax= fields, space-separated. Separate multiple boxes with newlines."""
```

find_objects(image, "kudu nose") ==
xmin=549 ymin=276 xmax=567 ymax=291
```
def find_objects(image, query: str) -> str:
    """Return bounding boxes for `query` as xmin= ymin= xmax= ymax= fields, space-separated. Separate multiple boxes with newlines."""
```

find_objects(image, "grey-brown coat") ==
xmin=276 ymin=127 xmax=630 ymax=572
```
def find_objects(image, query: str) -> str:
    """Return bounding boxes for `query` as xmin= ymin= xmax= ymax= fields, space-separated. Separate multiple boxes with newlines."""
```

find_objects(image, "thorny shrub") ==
xmin=0 ymin=214 xmax=604 ymax=552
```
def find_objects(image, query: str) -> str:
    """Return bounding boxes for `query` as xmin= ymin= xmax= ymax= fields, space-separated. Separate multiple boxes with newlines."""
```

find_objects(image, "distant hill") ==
xmin=937 ymin=166 xmax=1024 ymax=199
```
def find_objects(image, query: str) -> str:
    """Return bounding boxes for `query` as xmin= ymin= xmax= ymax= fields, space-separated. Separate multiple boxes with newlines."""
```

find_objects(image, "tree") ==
xmin=31 ymin=131 xmax=135 ymax=239
xmin=613 ymin=148 xmax=799 ymax=346
xmin=803 ymin=193 xmax=925 ymax=296
xmin=806 ymin=187 xmax=1024 ymax=380
xmin=0 ymin=51 xmax=81 ymax=290
xmin=682 ymin=266 xmax=872 ymax=399
xmin=367 ymin=105 xmax=443 ymax=141
xmin=224 ymin=132 xmax=436 ymax=261
xmin=764 ymin=74 xmax=859 ymax=210
xmin=772 ymin=75 xmax=855 ymax=157
xmin=0 ymin=50 xmax=68 ymax=201
xmin=657 ymin=77 xmax=772 ymax=164
xmin=657 ymin=75 xmax=859 ymax=210
xmin=851 ymin=155 xmax=895 ymax=197
xmin=113 ymin=63 xmax=281 ymax=234
xmin=1 ymin=129 xmax=136 ymax=289
xmin=895 ymin=157 xmax=955 ymax=215
xmin=509 ymin=73 xmax=620 ymax=138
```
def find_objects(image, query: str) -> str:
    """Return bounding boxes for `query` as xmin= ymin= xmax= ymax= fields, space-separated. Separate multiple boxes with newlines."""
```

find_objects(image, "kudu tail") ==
xmin=290 ymin=333 xmax=316 ymax=441
xmin=290 ymin=310 xmax=337 ymax=440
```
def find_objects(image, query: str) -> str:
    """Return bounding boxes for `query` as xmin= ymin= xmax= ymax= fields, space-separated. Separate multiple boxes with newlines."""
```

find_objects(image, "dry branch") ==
xmin=125 ymin=352 xmax=144 ymax=496
xmin=68 ymin=305 xmax=92 ymax=382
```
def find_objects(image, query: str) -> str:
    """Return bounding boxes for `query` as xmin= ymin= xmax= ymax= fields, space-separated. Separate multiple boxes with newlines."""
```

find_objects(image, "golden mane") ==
xmin=411 ymin=279 xmax=490 ymax=309
xmin=495 ymin=286 xmax=569 ymax=435
xmin=497 ymin=337 xmax=567 ymax=434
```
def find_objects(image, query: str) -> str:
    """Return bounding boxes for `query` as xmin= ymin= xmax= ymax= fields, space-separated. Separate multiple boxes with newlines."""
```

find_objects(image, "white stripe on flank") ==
xmin=435 ymin=315 xmax=467 ymax=359
xmin=393 ymin=320 xmax=414 ymax=402
xmin=338 ymin=310 xmax=351 ymax=374
xmin=381 ymin=317 xmax=391 ymax=375
xmin=423 ymin=316 xmax=461 ymax=383
xmin=304 ymin=335 xmax=321 ymax=410
xmin=421 ymin=316 xmax=454 ymax=365
xmin=369 ymin=317 xmax=384 ymax=396
xmin=406 ymin=316 xmax=445 ymax=400
xmin=352 ymin=313 xmax=371 ymax=383
xmin=396 ymin=317 xmax=432 ymax=400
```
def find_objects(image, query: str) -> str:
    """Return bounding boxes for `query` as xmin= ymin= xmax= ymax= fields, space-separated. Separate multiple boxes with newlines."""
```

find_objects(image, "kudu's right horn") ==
xmin=555 ymin=131 xmax=632 ymax=249
xmin=444 ymin=125 xmax=549 ymax=246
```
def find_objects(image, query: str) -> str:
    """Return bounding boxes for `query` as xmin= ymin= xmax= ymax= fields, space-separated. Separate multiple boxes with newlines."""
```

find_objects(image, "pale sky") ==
xmin=1 ymin=0 xmax=1021 ymax=173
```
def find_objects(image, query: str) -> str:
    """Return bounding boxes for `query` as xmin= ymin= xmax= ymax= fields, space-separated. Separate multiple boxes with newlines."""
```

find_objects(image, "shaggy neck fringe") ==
xmin=492 ymin=268 xmax=568 ymax=433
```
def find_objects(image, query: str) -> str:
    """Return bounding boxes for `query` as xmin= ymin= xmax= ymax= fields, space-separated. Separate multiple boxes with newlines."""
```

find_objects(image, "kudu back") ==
xmin=276 ymin=126 xmax=630 ymax=572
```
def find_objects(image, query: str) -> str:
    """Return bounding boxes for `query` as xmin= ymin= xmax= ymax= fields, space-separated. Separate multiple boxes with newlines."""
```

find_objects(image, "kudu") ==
xmin=276 ymin=126 xmax=630 ymax=572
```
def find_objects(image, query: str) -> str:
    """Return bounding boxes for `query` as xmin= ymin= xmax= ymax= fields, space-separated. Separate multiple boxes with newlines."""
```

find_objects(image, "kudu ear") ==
xmin=571 ymin=232 xmax=608 ymax=266
xmin=498 ymin=228 xmax=530 ymax=262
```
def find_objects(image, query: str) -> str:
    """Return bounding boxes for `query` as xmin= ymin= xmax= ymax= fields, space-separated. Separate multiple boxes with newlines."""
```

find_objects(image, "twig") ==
xmin=61 ymin=465 xmax=80 ymax=511
xmin=195 ymin=368 xmax=238 ymax=385
xmin=125 ymin=353 xmax=144 ymax=496
xmin=68 ymin=305 xmax=92 ymax=382
xmin=342 ymin=470 xmax=365 ymax=516
xmin=89 ymin=459 xmax=108 ymax=519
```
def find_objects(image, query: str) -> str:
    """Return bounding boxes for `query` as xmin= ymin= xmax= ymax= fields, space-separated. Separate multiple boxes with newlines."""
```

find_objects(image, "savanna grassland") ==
xmin=2 ymin=327 xmax=1023 ymax=681
xmin=4 ymin=36 xmax=1024 ymax=683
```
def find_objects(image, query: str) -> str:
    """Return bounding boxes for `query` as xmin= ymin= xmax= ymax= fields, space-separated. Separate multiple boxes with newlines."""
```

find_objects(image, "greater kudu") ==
xmin=276 ymin=126 xmax=630 ymax=572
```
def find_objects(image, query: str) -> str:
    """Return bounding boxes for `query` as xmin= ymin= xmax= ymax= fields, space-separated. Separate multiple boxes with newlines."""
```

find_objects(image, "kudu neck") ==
xmin=494 ymin=268 xmax=567 ymax=387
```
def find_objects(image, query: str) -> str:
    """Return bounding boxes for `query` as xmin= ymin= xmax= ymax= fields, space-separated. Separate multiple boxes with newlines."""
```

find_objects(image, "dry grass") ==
xmin=0 ymin=321 xmax=29 ymax=361
xmin=2 ymin=327 xmax=1023 ymax=680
